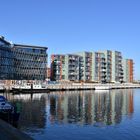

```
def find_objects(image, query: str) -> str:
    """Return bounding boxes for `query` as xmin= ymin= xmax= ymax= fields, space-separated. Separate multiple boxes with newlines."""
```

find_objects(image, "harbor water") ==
xmin=1 ymin=89 xmax=140 ymax=140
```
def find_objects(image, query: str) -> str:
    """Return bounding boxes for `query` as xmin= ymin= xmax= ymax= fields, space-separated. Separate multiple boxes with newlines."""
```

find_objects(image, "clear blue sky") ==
xmin=0 ymin=0 xmax=140 ymax=79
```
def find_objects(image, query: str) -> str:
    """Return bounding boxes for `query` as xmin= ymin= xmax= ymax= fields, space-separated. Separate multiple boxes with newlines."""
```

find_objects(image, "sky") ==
xmin=0 ymin=0 xmax=140 ymax=79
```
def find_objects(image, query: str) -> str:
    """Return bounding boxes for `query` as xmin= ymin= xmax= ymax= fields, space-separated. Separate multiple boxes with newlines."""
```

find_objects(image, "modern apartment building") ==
xmin=51 ymin=54 xmax=80 ymax=81
xmin=123 ymin=59 xmax=134 ymax=83
xmin=101 ymin=50 xmax=123 ymax=83
xmin=65 ymin=54 xmax=80 ymax=81
xmin=101 ymin=50 xmax=112 ymax=82
xmin=0 ymin=36 xmax=47 ymax=80
xmin=76 ymin=52 xmax=92 ymax=82
xmin=92 ymin=52 xmax=106 ymax=83
xmin=50 ymin=50 xmax=133 ymax=83
xmin=111 ymin=51 xmax=123 ymax=82
xmin=47 ymin=67 xmax=51 ymax=80
xmin=51 ymin=54 xmax=65 ymax=81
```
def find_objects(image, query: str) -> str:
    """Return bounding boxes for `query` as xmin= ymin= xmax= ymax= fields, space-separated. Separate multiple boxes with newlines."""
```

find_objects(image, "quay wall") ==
xmin=10 ymin=83 xmax=140 ymax=93
xmin=0 ymin=119 xmax=33 ymax=140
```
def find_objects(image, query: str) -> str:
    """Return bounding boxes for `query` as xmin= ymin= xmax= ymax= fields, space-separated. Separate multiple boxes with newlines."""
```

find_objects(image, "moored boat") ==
xmin=0 ymin=96 xmax=14 ymax=113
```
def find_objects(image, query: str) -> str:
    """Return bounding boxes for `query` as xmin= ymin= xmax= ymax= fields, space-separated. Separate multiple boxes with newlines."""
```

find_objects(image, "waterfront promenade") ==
xmin=0 ymin=119 xmax=33 ymax=140
xmin=6 ymin=83 xmax=140 ymax=93
xmin=47 ymin=83 xmax=140 ymax=91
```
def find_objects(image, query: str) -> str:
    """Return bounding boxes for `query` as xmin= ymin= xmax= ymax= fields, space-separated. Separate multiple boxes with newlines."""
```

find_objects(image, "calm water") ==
xmin=1 ymin=89 xmax=140 ymax=140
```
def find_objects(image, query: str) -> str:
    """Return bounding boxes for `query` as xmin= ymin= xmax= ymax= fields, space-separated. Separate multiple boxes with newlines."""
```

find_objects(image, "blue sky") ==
xmin=0 ymin=0 xmax=140 ymax=79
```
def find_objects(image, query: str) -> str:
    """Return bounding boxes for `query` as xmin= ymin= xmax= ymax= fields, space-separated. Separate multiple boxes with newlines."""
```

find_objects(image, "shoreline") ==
xmin=8 ymin=83 xmax=140 ymax=94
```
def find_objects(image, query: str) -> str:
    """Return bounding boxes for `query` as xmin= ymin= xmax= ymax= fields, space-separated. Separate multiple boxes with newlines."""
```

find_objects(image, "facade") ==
xmin=0 ymin=36 xmax=14 ymax=79
xmin=65 ymin=54 xmax=80 ymax=81
xmin=76 ymin=52 xmax=92 ymax=82
xmin=50 ymin=50 xmax=134 ymax=83
xmin=51 ymin=54 xmax=80 ymax=81
xmin=0 ymin=36 xmax=47 ymax=80
xmin=128 ymin=59 xmax=134 ymax=82
xmin=111 ymin=51 xmax=123 ymax=82
xmin=92 ymin=52 xmax=106 ymax=83
xmin=51 ymin=54 xmax=65 ymax=81
xmin=47 ymin=68 xmax=51 ymax=80
xmin=101 ymin=50 xmax=112 ymax=82
xmin=101 ymin=50 xmax=123 ymax=83
xmin=123 ymin=59 xmax=134 ymax=83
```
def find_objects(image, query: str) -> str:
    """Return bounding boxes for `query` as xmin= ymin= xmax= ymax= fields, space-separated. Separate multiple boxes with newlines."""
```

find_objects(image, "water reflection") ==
xmin=0 ymin=93 xmax=47 ymax=132
xmin=0 ymin=89 xmax=134 ymax=132
xmin=49 ymin=89 xmax=134 ymax=126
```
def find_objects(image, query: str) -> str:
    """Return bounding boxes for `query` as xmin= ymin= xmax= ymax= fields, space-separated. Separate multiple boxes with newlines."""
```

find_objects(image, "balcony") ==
xmin=69 ymin=62 xmax=77 ymax=66
xmin=101 ymin=75 xmax=106 ymax=78
xmin=69 ymin=56 xmax=77 ymax=60
xmin=86 ymin=63 xmax=91 ymax=66
xmin=68 ymin=69 xmax=75 ymax=73
xmin=101 ymin=66 xmax=106 ymax=69
xmin=69 ymin=76 xmax=76 ymax=81
xmin=86 ymin=54 xmax=91 ymax=58
xmin=79 ymin=64 xmax=84 ymax=67
xmin=56 ymin=73 xmax=60 ymax=75
xmin=101 ymin=62 xmax=106 ymax=65
xmin=85 ymin=72 xmax=90 ymax=75
xmin=101 ymin=70 xmax=106 ymax=74
xmin=69 ymin=72 xmax=77 ymax=75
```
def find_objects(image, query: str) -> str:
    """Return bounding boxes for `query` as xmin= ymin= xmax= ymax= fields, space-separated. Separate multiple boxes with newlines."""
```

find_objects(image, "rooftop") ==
xmin=0 ymin=36 xmax=47 ymax=50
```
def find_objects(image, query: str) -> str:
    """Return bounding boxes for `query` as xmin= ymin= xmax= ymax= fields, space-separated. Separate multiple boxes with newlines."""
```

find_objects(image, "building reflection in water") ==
xmin=49 ymin=89 xmax=134 ymax=126
xmin=18 ymin=94 xmax=47 ymax=131
xmin=0 ymin=89 xmax=134 ymax=131
xmin=0 ymin=93 xmax=47 ymax=132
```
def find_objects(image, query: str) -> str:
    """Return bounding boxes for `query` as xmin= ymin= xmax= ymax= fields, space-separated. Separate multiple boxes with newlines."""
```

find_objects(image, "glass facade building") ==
xmin=0 ymin=36 xmax=47 ymax=80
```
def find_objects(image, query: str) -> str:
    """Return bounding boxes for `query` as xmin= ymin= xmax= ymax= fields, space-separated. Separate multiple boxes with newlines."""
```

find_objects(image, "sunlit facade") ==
xmin=0 ymin=36 xmax=47 ymax=80
xmin=0 ymin=36 xmax=14 ymax=79
xmin=51 ymin=51 xmax=133 ymax=83
xmin=123 ymin=59 xmax=134 ymax=83
xmin=51 ymin=54 xmax=65 ymax=81
xmin=92 ymin=52 xmax=106 ymax=83
xmin=76 ymin=52 xmax=92 ymax=82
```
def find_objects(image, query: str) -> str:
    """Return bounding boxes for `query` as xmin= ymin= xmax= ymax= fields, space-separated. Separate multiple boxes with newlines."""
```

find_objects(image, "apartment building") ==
xmin=51 ymin=54 xmax=80 ymax=81
xmin=51 ymin=51 xmax=133 ymax=83
xmin=65 ymin=54 xmax=80 ymax=81
xmin=101 ymin=50 xmax=112 ymax=82
xmin=111 ymin=51 xmax=123 ymax=82
xmin=51 ymin=54 xmax=65 ymax=81
xmin=123 ymin=59 xmax=134 ymax=83
xmin=92 ymin=52 xmax=106 ymax=83
xmin=76 ymin=52 xmax=92 ymax=82
xmin=101 ymin=50 xmax=123 ymax=83
xmin=47 ymin=68 xmax=51 ymax=80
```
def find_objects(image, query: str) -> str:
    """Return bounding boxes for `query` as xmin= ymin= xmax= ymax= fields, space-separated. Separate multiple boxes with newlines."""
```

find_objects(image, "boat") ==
xmin=0 ymin=96 xmax=21 ymax=128
xmin=0 ymin=96 xmax=14 ymax=113
xmin=12 ymin=83 xmax=49 ymax=94
xmin=95 ymin=86 xmax=112 ymax=90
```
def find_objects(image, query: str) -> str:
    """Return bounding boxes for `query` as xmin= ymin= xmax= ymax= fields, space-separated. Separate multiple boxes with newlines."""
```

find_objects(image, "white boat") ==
xmin=95 ymin=86 xmax=111 ymax=90
xmin=12 ymin=83 xmax=46 ymax=90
